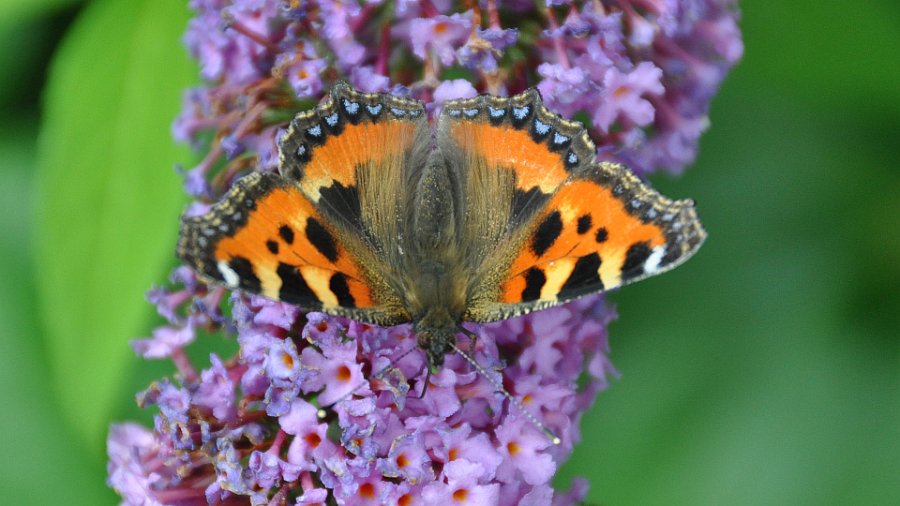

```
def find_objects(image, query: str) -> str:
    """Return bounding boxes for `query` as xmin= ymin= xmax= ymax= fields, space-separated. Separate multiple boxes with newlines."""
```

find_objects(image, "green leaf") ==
xmin=0 ymin=0 xmax=81 ymax=22
xmin=34 ymin=0 xmax=195 ymax=448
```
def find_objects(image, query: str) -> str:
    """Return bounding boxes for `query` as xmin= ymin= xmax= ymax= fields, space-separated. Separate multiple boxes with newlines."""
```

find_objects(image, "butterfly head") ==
xmin=413 ymin=312 xmax=458 ymax=370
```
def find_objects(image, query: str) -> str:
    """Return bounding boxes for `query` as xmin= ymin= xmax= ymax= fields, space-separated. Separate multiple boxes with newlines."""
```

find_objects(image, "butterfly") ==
xmin=177 ymin=82 xmax=706 ymax=369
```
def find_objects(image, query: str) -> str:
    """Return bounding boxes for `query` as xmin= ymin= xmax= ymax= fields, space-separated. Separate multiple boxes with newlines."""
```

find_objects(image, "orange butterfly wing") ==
xmin=177 ymin=84 xmax=428 ymax=325
xmin=497 ymin=166 xmax=704 ymax=305
xmin=437 ymin=90 xmax=705 ymax=322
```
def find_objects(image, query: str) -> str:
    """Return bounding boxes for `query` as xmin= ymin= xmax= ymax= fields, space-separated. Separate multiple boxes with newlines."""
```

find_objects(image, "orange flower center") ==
xmin=434 ymin=22 xmax=448 ymax=34
xmin=359 ymin=483 xmax=375 ymax=499
xmin=507 ymin=441 xmax=520 ymax=456
xmin=396 ymin=453 xmax=410 ymax=468
xmin=452 ymin=489 xmax=468 ymax=502
xmin=448 ymin=448 xmax=459 ymax=461
xmin=336 ymin=365 xmax=352 ymax=382
xmin=304 ymin=432 xmax=321 ymax=448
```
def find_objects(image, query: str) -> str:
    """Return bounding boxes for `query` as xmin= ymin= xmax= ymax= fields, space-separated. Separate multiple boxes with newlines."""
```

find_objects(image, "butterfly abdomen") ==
xmin=412 ymin=156 xmax=457 ymax=252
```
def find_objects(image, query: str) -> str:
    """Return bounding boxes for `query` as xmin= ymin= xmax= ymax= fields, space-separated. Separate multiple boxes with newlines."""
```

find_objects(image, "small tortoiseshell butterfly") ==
xmin=178 ymin=83 xmax=706 ymax=368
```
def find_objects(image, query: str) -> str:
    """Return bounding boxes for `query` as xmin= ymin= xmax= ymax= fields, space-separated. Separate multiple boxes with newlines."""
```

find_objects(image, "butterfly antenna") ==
xmin=317 ymin=344 xmax=421 ymax=419
xmin=452 ymin=328 xmax=561 ymax=445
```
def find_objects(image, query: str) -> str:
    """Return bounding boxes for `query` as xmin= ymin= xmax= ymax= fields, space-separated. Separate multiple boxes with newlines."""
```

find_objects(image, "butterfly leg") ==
xmin=416 ymin=367 xmax=432 ymax=399
xmin=457 ymin=325 xmax=479 ymax=354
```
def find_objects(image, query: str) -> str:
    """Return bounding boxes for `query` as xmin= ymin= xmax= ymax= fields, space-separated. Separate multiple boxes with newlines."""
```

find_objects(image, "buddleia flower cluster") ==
xmin=107 ymin=0 xmax=741 ymax=505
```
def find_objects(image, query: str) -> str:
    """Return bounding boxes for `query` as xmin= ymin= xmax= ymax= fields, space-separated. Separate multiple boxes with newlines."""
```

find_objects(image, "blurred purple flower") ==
xmin=593 ymin=62 xmax=665 ymax=133
xmin=409 ymin=12 xmax=473 ymax=66
xmin=458 ymin=27 xmax=518 ymax=72
xmin=110 ymin=0 xmax=740 ymax=504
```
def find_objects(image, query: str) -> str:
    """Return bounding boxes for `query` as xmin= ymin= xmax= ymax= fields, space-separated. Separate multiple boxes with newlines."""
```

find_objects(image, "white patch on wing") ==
xmin=644 ymin=246 xmax=666 ymax=274
xmin=217 ymin=261 xmax=240 ymax=288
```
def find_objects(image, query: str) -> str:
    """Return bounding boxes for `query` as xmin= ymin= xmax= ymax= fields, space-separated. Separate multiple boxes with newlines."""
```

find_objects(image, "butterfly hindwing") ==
xmin=436 ymin=88 xmax=706 ymax=323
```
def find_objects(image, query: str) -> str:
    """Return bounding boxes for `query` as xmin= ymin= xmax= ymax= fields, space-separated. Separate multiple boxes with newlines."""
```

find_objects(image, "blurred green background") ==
xmin=1 ymin=0 xmax=897 ymax=504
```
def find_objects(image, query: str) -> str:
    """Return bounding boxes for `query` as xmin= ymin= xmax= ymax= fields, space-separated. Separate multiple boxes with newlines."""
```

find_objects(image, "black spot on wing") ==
xmin=305 ymin=217 xmax=339 ymax=263
xmin=595 ymin=227 xmax=608 ymax=243
xmin=521 ymin=268 xmax=546 ymax=302
xmin=317 ymin=180 xmax=362 ymax=228
xmin=621 ymin=241 xmax=651 ymax=280
xmin=510 ymin=187 xmax=550 ymax=225
xmin=266 ymin=240 xmax=279 ymax=254
xmin=229 ymin=256 xmax=260 ymax=293
xmin=560 ymin=253 xmax=603 ymax=295
xmin=531 ymin=211 xmax=563 ymax=257
xmin=329 ymin=273 xmax=355 ymax=307
xmin=277 ymin=262 xmax=317 ymax=304
xmin=576 ymin=214 xmax=592 ymax=235
xmin=279 ymin=225 xmax=295 ymax=244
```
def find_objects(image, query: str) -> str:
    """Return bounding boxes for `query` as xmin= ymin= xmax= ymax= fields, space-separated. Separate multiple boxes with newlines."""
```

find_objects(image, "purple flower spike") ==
xmin=110 ymin=0 xmax=740 ymax=504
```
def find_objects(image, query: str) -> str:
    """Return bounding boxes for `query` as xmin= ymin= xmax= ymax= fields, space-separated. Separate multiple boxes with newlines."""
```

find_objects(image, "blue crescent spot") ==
xmin=553 ymin=132 xmax=569 ymax=145
xmin=342 ymin=99 xmax=360 ymax=115
xmin=366 ymin=104 xmax=383 ymax=115
xmin=534 ymin=119 xmax=550 ymax=135
xmin=463 ymin=108 xmax=479 ymax=118
xmin=448 ymin=109 xmax=462 ymax=118
xmin=512 ymin=105 xmax=530 ymax=120
xmin=390 ymin=107 xmax=407 ymax=117
xmin=567 ymin=152 xmax=578 ymax=164
xmin=489 ymin=107 xmax=506 ymax=118
xmin=409 ymin=109 xmax=422 ymax=118
xmin=307 ymin=124 xmax=323 ymax=137
xmin=325 ymin=112 xmax=339 ymax=126
xmin=296 ymin=144 xmax=307 ymax=156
